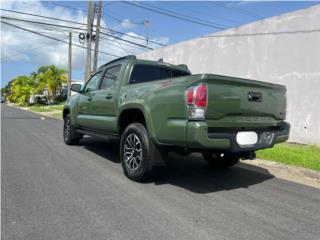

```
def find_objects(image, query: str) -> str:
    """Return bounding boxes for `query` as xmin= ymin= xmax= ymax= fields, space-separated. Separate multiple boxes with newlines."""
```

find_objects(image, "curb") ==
xmin=239 ymin=159 xmax=320 ymax=189
xmin=8 ymin=105 xmax=63 ymax=121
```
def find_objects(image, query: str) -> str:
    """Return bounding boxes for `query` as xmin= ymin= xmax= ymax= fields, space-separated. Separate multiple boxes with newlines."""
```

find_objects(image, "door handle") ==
xmin=105 ymin=94 xmax=113 ymax=99
xmin=87 ymin=93 xmax=94 ymax=101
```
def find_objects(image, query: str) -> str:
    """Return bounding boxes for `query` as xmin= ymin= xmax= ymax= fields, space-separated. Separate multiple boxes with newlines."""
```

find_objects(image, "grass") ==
xmin=28 ymin=104 xmax=63 ymax=119
xmin=30 ymin=106 xmax=54 ymax=112
xmin=51 ymin=111 xmax=62 ymax=119
xmin=48 ymin=105 xmax=64 ymax=111
xmin=257 ymin=143 xmax=320 ymax=171
xmin=30 ymin=104 xmax=64 ymax=112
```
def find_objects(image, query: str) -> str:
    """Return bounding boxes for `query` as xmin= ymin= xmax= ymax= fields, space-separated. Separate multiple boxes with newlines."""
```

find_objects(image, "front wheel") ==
xmin=120 ymin=123 xmax=156 ymax=182
xmin=202 ymin=153 xmax=239 ymax=168
xmin=63 ymin=114 xmax=82 ymax=145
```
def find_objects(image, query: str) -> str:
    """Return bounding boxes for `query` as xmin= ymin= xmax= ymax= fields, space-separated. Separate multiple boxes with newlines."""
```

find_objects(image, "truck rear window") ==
xmin=129 ymin=64 xmax=190 ymax=84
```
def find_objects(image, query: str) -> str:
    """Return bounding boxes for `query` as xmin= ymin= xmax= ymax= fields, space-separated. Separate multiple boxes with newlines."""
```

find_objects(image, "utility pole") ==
xmin=85 ymin=0 xmax=94 ymax=82
xmin=93 ymin=0 xmax=102 ymax=73
xmin=68 ymin=32 xmax=72 ymax=97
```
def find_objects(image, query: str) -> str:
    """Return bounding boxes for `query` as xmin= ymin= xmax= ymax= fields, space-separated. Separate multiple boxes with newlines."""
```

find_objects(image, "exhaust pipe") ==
xmin=248 ymin=152 xmax=256 ymax=160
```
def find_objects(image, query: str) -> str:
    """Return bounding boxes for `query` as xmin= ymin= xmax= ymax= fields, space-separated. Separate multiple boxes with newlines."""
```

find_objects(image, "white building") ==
xmin=138 ymin=5 xmax=320 ymax=144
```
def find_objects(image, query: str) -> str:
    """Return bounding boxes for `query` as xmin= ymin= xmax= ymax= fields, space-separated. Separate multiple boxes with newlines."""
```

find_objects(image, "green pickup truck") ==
xmin=63 ymin=55 xmax=290 ymax=181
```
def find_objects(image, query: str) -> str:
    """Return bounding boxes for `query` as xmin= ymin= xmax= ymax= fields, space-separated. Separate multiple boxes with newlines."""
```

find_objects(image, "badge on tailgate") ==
xmin=248 ymin=92 xmax=262 ymax=102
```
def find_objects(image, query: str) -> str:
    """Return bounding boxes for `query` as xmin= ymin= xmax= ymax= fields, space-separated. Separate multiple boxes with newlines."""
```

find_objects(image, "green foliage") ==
xmin=40 ymin=65 xmax=67 ymax=100
xmin=1 ymin=85 xmax=9 ymax=95
xmin=257 ymin=143 xmax=320 ymax=171
xmin=8 ymin=65 xmax=68 ymax=105
xmin=52 ymin=94 xmax=67 ymax=104
xmin=8 ymin=76 xmax=35 ymax=106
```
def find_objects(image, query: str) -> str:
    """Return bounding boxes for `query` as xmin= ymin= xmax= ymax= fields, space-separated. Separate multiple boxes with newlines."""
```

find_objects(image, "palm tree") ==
xmin=40 ymin=65 xmax=67 ymax=102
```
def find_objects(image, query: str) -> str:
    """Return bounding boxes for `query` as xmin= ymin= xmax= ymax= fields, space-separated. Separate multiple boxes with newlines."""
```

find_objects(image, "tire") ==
xmin=63 ymin=114 xmax=81 ymax=145
xmin=120 ymin=123 xmax=156 ymax=182
xmin=202 ymin=153 xmax=239 ymax=168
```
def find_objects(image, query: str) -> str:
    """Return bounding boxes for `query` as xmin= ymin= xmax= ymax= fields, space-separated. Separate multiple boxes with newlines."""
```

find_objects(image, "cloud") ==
xmin=226 ymin=1 xmax=258 ymax=7
xmin=120 ymin=19 xmax=135 ymax=29
xmin=1 ymin=0 xmax=169 ymax=71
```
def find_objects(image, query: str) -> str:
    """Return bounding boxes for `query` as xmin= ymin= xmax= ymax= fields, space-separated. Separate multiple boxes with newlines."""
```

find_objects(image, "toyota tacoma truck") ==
xmin=63 ymin=55 xmax=290 ymax=181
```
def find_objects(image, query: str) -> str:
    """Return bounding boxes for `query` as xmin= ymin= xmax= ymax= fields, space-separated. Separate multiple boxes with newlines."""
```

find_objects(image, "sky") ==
xmin=1 ymin=0 xmax=319 ymax=86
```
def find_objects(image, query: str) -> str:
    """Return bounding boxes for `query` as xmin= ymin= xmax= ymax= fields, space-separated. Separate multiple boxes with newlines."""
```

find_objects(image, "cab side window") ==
xmin=83 ymin=72 xmax=101 ymax=93
xmin=100 ymin=65 xmax=121 ymax=90
xmin=129 ymin=64 xmax=190 ymax=84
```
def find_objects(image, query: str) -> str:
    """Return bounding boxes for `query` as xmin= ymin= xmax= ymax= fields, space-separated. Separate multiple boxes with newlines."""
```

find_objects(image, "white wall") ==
xmin=138 ymin=5 xmax=320 ymax=144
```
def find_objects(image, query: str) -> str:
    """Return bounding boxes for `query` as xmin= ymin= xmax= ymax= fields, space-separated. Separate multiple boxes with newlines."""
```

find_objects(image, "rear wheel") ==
xmin=202 ymin=153 xmax=239 ymax=168
xmin=63 ymin=114 xmax=81 ymax=145
xmin=120 ymin=123 xmax=156 ymax=182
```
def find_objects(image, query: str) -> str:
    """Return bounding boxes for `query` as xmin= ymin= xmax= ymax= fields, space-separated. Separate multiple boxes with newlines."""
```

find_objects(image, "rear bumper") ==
xmin=186 ymin=121 xmax=290 ymax=152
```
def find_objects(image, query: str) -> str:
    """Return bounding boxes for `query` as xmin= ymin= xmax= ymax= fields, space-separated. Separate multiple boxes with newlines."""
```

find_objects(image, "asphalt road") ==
xmin=2 ymin=105 xmax=320 ymax=240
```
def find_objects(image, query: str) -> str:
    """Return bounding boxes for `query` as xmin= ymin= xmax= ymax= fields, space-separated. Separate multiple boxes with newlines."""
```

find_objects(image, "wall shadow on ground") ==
xmin=81 ymin=137 xmax=274 ymax=194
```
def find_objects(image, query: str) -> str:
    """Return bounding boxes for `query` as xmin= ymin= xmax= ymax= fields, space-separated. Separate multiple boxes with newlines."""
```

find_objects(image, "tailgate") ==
xmin=203 ymin=74 xmax=286 ymax=123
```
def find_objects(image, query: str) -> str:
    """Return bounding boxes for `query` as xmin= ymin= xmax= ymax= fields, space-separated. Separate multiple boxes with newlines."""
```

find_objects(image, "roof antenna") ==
xmin=158 ymin=58 xmax=163 ymax=63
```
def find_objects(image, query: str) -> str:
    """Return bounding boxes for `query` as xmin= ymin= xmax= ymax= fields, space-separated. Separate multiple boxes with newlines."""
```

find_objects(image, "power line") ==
xmin=48 ymin=2 xmax=165 ymax=45
xmin=1 ymin=29 xmax=69 ymax=36
xmin=0 ymin=20 xmax=121 ymax=58
xmin=100 ymin=28 xmax=154 ymax=50
xmin=101 ymin=37 xmax=135 ymax=55
xmin=51 ymin=2 xmax=168 ymax=46
xmin=3 ymin=20 xmax=143 ymax=54
xmin=102 ymin=18 xmax=136 ymax=55
xmin=168 ymin=2 xmax=243 ymax=25
xmin=0 ymin=8 xmax=166 ymax=47
xmin=105 ymin=12 xmax=125 ymax=23
xmin=1 ymin=17 xmax=145 ymax=56
xmin=142 ymin=2 xmax=230 ymax=28
xmin=50 ymin=1 xmax=87 ymax=12
xmin=31 ymin=25 xmax=143 ymax=53
xmin=50 ymin=2 xmax=124 ymax=24
xmin=1 ymin=16 xmax=154 ymax=50
xmin=1 ymin=43 xmax=51 ymax=60
xmin=50 ymin=1 xmax=115 ymax=12
xmin=1 ymin=9 xmax=88 ymax=28
xmin=210 ymin=2 xmax=264 ymax=19
xmin=123 ymin=1 xmax=227 ymax=30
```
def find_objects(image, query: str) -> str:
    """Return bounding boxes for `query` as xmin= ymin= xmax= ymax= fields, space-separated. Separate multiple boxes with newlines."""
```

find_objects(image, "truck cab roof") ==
xmin=98 ymin=55 xmax=191 ymax=75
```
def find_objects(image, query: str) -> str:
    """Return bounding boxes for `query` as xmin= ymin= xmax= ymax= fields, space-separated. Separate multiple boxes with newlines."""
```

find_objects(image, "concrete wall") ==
xmin=138 ymin=5 xmax=320 ymax=144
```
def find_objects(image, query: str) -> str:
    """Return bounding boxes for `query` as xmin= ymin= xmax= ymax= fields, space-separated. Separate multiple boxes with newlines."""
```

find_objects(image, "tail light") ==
xmin=185 ymin=84 xmax=207 ymax=120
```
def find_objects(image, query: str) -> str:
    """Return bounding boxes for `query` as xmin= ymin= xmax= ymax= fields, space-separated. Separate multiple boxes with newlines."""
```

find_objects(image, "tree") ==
xmin=31 ymin=70 xmax=46 ymax=95
xmin=1 ymin=85 xmax=9 ymax=95
xmin=39 ymin=65 xmax=67 ymax=101
xmin=7 ymin=65 xmax=68 ymax=105
xmin=8 ymin=76 xmax=35 ymax=106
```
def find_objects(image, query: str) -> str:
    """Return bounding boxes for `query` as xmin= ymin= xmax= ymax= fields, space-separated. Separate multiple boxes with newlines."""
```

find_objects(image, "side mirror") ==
xmin=71 ymin=83 xmax=82 ymax=93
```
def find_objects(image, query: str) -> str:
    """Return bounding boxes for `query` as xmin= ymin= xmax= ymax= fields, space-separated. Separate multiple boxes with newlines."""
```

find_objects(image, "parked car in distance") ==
xmin=63 ymin=55 xmax=290 ymax=181
xmin=29 ymin=94 xmax=48 ymax=105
